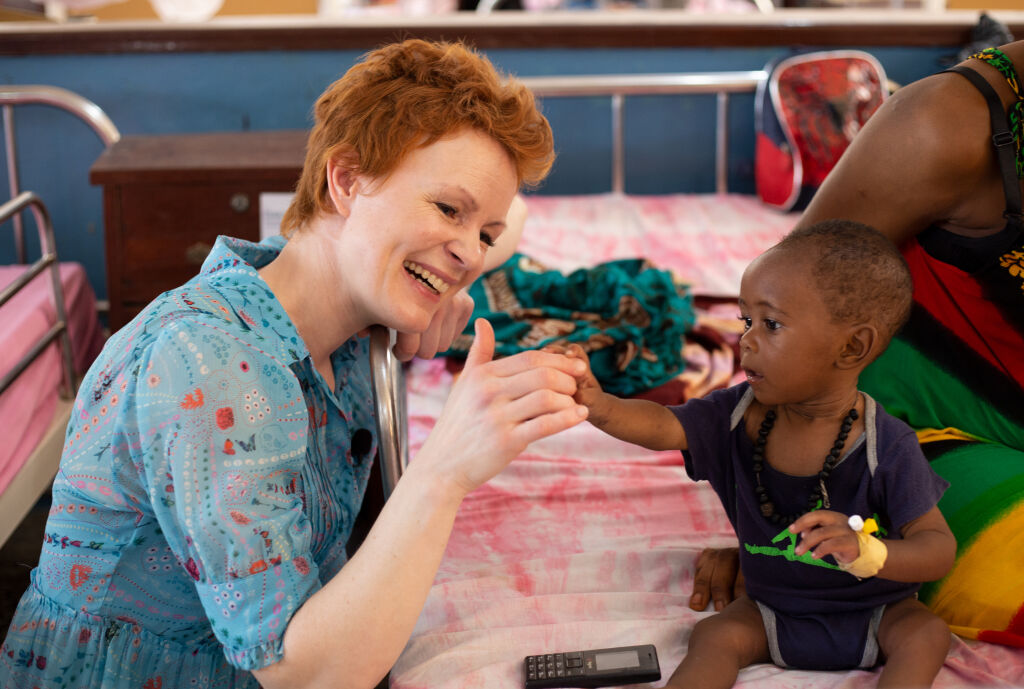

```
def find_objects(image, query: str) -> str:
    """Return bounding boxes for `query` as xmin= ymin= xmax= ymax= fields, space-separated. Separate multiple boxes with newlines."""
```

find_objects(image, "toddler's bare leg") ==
xmin=876 ymin=597 xmax=951 ymax=689
xmin=664 ymin=595 xmax=770 ymax=689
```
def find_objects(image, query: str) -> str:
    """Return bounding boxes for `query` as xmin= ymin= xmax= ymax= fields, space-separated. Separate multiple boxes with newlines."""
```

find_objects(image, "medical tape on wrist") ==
xmin=839 ymin=517 xmax=888 ymax=578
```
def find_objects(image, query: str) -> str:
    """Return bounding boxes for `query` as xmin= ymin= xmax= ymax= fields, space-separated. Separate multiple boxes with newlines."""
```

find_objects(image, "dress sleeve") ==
xmin=132 ymin=319 xmax=322 ymax=670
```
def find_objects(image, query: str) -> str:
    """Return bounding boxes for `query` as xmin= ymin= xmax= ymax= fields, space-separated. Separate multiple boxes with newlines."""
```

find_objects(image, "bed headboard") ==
xmin=1 ymin=85 xmax=120 ymax=264
xmin=519 ymin=71 xmax=767 ymax=195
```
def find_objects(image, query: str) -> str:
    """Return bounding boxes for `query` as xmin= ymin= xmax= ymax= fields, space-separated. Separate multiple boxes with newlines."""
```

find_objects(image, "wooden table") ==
xmin=90 ymin=129 xmax=306 ymax=330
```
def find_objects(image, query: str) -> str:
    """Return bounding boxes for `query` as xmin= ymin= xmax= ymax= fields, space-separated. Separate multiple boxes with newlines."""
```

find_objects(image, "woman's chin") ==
xmin=384 ymin=312 xmax=434 ymax=337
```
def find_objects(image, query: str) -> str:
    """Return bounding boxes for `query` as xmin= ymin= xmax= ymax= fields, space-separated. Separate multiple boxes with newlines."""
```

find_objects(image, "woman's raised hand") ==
xmin=392 ymin=290 xmax=475 ymax=362
xmin=419 ymin=318 xmax=588 ymax=495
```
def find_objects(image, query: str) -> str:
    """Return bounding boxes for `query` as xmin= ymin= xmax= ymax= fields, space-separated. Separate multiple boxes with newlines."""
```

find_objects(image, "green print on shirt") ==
xmin=744 ymin=513 xmax=887 ymax=571
xmin=744 ymin=527 xmax=843 ymax=572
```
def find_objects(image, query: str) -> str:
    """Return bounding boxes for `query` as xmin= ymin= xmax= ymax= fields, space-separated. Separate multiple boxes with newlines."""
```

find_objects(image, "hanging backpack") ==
xmin=755 ymin=50 xmax=889 ymax=212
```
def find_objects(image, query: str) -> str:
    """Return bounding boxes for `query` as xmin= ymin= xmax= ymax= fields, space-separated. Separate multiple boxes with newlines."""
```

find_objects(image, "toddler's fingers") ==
xmin=565 ymin=343 xmax=587 ymax=358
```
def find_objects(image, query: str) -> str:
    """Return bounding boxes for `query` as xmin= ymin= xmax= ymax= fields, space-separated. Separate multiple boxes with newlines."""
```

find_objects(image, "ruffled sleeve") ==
xmin=131 ymin=317 xmax=321 ymax=670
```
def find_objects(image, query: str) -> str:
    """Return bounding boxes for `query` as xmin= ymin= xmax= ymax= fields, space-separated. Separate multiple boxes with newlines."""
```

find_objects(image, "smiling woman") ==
xmin=261 ymin=127 xmax=520 ymax=386
xmin=0 ymin=39 xmax=585 ymax=689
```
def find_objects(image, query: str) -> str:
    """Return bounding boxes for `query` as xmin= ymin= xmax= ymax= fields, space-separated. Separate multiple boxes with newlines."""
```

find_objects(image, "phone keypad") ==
xmin=525 ymin=652 xmax=585 ymax=682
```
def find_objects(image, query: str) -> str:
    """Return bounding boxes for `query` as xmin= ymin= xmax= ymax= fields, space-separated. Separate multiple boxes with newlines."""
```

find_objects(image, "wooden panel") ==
xmin=4 ymin=16 xmax=1019 ymax=55
xmin=91 ymin=131 xmax=307 ymax=186
xmin=94 ymin=130 xmax=305 ymax=329
xmin=103 ymin=185 xmax=129 ymax=331
xmin=115 ymin=182 xmax=275 ymax=301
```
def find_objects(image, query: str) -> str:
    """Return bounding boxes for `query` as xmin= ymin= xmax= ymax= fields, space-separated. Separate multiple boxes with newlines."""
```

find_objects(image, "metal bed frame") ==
xmin=368 ymin=70 xmax=768 ymax=501
xmin=0 ymin=86 xmax=120 ymax=547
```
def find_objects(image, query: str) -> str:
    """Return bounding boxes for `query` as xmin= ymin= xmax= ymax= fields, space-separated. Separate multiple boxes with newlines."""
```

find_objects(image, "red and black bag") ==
xmin=755 ymin=50 xmax=889 ymax=212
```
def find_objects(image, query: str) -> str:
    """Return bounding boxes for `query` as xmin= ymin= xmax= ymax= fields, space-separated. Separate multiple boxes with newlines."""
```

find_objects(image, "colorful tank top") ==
xmin=902 ymin=50 xmax=1024 ymax=437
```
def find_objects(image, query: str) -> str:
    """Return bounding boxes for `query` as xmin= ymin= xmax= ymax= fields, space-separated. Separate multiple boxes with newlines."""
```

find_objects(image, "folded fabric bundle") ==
xmin=446 ymin=253 xmax=695 ymax=396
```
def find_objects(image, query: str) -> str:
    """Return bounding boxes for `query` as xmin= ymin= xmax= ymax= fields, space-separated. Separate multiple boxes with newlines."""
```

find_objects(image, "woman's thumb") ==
xmin=464 ymin=318 xmax=495 ymax=369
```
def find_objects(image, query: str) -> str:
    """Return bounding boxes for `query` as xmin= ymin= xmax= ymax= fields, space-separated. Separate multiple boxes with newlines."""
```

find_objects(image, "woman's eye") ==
xmin=480 ymin=232 xmax=496 ymax=248
xmin=436 ymin=202 xmax=458 ymax=218
xmin=738 ymin=315 xmax=752 ymax=331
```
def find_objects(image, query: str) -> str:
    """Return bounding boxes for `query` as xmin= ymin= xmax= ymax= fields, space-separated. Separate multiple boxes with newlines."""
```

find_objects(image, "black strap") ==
xmin=944 ymin=65 xmax=1023 ymax=218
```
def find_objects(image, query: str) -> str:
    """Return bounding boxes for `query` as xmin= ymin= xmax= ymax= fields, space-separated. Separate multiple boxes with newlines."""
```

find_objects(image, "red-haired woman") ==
xmin=0 ymin=39 xmax=586 ymax=689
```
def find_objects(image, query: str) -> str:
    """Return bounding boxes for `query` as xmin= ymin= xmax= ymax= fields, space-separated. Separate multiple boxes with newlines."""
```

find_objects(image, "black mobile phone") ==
xmin=523 ymin=643 xmax=661 ymax=688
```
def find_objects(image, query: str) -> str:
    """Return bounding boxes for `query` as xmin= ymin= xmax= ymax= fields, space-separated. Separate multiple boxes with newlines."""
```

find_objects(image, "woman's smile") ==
xmin=403 ymin=260 xmax=453 ymax=295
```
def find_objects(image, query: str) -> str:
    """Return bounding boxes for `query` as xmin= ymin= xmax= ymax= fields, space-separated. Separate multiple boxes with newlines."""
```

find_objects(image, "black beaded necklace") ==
xmin=752 ymin=406 xmax=859 ymax=526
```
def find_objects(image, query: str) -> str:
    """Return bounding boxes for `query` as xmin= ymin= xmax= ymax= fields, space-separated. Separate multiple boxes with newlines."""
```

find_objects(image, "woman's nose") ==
xmin=446 ymin=231 xmax=483 ymax=272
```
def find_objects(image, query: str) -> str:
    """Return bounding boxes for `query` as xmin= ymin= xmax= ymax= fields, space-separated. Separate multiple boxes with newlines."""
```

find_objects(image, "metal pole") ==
xmin=3 ymin=104 xmax=26 ymax=264
xmin=611 ymin=93 xmax=625 ymax=195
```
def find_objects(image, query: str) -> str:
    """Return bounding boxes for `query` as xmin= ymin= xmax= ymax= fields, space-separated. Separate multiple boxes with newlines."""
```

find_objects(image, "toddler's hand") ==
xmin=542 ymin=343 xmax=605 ymax=414
xmin=789 ymin=510 xmax=861 ymax=565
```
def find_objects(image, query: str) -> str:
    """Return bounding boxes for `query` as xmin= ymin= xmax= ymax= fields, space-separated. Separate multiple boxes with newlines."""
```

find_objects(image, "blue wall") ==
xmin=0 ymin=44 xmax=952 ymax=300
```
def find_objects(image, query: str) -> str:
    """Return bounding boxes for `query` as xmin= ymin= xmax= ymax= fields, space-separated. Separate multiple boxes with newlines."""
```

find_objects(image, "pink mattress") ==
xmin=0 ymin=262 xmax=104 ymax=496
xmin=515 ymin=193 xmax=799 ymax=296
xmin=389 ymin=193 xmax=1024 ymax=688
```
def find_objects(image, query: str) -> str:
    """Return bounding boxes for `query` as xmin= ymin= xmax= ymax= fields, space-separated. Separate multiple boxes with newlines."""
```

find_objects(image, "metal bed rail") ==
xmin=369 ymin=325 xmax=408 ymax=502
xmin=0 ymin=86 xmax=119 ymax=548
xmin=519 ymin=71 xmax=767 ymax=195
xmin=0 ymin=191 xmax=76 ymax=399
xmin=1 ymin=85 xmax=121 ymax=265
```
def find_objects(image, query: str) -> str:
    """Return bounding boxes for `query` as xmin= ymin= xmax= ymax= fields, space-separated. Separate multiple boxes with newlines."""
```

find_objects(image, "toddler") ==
xmin=561 ymin=220 xmax=956 ymax=688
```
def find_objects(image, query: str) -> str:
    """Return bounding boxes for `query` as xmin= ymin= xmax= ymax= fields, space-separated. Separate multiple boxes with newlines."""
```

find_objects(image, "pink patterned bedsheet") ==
xmin=515 ymin=193 xmax=799 ymax=296
xmin=0 ymin=263 xmax=104 ymax=496
xmin=390 ymin=193 xmax=1024 ymax=688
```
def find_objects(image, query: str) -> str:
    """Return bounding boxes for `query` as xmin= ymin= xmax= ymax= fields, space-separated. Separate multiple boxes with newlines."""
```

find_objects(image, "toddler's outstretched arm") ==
xmin=549 ymin=343 xmax=688 ymax=452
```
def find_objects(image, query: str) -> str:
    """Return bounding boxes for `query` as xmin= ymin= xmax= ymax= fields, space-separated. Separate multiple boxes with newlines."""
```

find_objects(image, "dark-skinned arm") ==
xmin=798 ymin=72 xmax=990 ymax=246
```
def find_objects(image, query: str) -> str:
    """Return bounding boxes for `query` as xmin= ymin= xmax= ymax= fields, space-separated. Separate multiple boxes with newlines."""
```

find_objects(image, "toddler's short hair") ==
xmin=775 ymin=219 xmax=913 ymax=347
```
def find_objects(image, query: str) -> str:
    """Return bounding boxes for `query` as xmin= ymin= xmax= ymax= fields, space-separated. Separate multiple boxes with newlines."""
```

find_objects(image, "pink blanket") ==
xmin=0 ymin=263 xmax=104 ymax=495
xmin=394 ymin=361 xmax=1024 ymax=689
xmin=390 ymin=194 xmax=1024 ymax=688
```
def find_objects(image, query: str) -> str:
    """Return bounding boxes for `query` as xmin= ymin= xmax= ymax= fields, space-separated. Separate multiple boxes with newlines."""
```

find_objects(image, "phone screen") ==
xmin=594 ymin=649 xmax=640 ymax=670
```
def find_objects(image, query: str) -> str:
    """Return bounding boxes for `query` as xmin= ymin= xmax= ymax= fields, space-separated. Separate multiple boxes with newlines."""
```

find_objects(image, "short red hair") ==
xmin=282 ymin=39 xmax=554 ymax=236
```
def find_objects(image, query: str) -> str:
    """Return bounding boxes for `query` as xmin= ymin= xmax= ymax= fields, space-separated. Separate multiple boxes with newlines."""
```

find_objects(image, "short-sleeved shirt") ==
xmin=0 ymin=236 xmax=378 ymax=689
xmin=671 ymin=383 xmax=948 ymax=615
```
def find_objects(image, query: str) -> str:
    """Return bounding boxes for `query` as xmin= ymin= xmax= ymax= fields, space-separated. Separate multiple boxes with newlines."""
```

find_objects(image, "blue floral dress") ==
xmin=0 ymin=236 xmax=378 ymax=688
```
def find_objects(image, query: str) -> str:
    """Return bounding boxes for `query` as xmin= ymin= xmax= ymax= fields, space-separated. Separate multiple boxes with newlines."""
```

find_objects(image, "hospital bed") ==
xmin=369 ymin=71 xmax=1024 ymax=688
xmin=0 ymin=87 xmax=114 ymax=547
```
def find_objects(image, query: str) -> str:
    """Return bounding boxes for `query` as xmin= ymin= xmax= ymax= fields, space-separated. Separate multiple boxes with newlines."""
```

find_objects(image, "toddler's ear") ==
xmin=837 ymin=324 xmax=878 ymax=370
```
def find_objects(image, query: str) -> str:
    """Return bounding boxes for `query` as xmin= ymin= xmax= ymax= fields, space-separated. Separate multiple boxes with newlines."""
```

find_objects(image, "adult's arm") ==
xmin=253 ymin=319 xmax=588 ymax=689
xmin=797 ymin=71 xmax=991 ymax=246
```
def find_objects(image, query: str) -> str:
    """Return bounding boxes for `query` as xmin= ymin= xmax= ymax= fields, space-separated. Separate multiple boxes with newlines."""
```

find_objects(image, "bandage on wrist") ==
xmin=839 ymin=530 xmax=888 ymax=578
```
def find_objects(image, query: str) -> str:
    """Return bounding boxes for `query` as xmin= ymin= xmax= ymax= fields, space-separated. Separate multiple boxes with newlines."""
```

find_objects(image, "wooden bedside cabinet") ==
xmin=91 ymin=130 xmax=307 ymax=330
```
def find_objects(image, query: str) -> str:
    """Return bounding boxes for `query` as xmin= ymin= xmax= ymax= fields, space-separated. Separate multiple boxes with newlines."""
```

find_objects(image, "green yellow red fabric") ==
xmin=861 ymin=235 xmax=1024 ymax=648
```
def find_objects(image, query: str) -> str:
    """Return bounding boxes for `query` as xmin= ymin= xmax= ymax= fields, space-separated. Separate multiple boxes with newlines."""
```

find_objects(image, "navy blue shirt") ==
xmin=671 ymin=383 xmax=948 ymax=615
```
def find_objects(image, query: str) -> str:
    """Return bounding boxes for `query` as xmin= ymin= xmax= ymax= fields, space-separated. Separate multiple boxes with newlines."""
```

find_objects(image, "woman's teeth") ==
xmin=403 ymin=261 xmax=450 ymax=295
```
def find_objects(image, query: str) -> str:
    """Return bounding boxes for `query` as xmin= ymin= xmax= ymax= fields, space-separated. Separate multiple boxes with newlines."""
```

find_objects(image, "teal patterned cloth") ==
xmin=447 ymin=254 xmax=695 ymax=396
